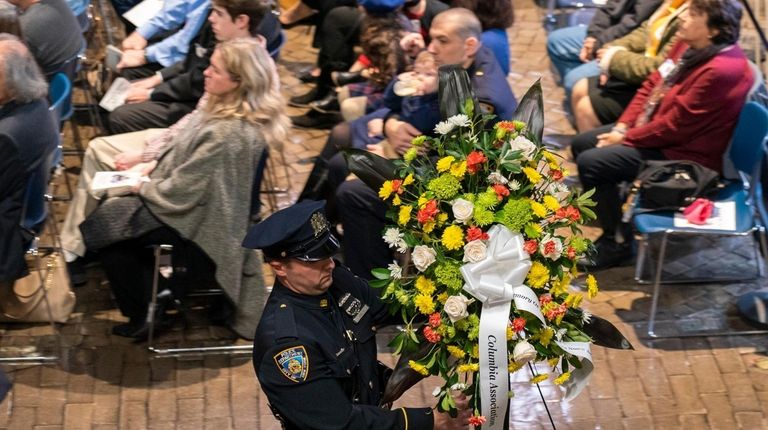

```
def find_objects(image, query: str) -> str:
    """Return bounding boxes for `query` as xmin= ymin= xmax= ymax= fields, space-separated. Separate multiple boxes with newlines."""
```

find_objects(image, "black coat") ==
xmin=253 ymin=263 xmax=435 ymax=429
xmin=586 ymin=0 xmax=664 ymax=49
xmin=0 ymin=99 xmax=59 ymax=282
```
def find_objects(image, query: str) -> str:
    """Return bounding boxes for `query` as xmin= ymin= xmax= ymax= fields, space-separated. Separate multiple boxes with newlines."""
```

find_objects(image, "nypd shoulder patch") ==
xmin=274 ymin=346 xmax=309 ymax=383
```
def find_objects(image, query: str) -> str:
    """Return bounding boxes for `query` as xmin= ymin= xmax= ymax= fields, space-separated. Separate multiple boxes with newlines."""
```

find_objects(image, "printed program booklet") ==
xmin=91 ymin=171 xmax=149 ymax=197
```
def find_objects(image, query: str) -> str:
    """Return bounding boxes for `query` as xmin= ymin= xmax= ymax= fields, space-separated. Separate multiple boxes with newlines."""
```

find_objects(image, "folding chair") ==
xmin=48 ymin=73 xmax=75 ymax=201
xmin=633 ymin=101 xmax=768 ymax=338
xmin=145 ymin=147 xmax=271 ymax=356
xmin=0 ymin=131 xmax=65 ymax=364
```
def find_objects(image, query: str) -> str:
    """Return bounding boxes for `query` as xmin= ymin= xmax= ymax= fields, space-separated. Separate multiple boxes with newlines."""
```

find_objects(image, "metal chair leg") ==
xmin=647 ymin=231 xmax=669 ymax=338
xmin=634 ymin=234 xmax=648 ymax=281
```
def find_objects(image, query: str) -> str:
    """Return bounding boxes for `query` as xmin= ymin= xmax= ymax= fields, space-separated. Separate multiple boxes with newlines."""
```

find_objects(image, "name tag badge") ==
xmin=658 ymin=59 xmax=675 ymax=79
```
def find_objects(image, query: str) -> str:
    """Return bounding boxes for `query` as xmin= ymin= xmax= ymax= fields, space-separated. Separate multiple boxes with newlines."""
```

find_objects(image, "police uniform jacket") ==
xmin=253 ymin=263 xmax=434 ymax=429
xmin=468 ymin=45 xmax=517 ymax=121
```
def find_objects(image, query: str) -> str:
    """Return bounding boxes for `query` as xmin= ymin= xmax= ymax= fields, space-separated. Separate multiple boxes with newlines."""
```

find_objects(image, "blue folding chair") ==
xmin=48 ymin=73 xmax=75 ymax=201
xmin=632 ymin=102 xmax=768 ymax=338
xmin=269 ymin=30 xmax=287 ymax=62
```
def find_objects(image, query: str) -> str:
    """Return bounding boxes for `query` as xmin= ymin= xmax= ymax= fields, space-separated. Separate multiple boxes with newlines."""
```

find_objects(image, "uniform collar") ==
xmin=273 ymin=280 xmax=333 ymax=310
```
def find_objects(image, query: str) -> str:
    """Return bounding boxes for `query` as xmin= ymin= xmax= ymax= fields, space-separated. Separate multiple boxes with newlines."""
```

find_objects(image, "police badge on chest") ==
xmin=338 ymin=293 xmax=369 ymax=324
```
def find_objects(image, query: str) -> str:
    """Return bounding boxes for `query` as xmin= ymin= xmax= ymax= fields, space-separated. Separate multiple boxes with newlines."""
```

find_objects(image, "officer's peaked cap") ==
xmin=242 ymin=200 xmax=339 ymax=261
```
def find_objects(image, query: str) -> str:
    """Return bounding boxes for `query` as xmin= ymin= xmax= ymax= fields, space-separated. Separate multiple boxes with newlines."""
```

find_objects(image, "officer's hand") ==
xmin=384 ymin=119 xmax=420 ymax=155
xmin=432 ymin=408 xmax=471 ymax=429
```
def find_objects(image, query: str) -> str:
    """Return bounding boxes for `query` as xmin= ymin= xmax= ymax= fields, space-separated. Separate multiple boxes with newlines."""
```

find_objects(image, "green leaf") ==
xmin=371 ymin=268 xmax=391 ymax=280
xmin=463 ymin=98 xmax=474 ymax=117
xmin=368 ymin=278 xmax=390 ymax=289
xmin=511 ymin=79 xmax=544 ymax=143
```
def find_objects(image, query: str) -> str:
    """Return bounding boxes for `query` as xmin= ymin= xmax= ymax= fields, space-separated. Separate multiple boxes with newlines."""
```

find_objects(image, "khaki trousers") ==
xmin=60 ymin=129 xmax=164 ymax=257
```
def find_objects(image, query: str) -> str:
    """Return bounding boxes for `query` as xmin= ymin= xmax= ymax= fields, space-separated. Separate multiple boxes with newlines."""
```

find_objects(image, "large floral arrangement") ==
xmin=368 ymin=81 xmax=603 ymax=425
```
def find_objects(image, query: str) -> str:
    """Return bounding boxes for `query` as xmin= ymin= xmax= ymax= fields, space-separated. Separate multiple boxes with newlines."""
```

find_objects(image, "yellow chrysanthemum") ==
xmin=414 ymin=294 xmax=435 ymax=314
xmin=418 ymin=194 xmax=429 ymax=207
xmin=547 ymin=357 xmax=560 ymax=367
xmin=447 ymin=345 xmax=466 ymax=359
xmin=423 ymin=221 xmax=436 ymax=233
xmin=415 ymin=276 xmax=436 ymax=296
xmin=539 ymin=328 xmax=554 ymax=347
xmin=471 ymin=344 xmax=479 ymax=358
xmin=437 ymin=156 xmax=455 ymax=172
xmin=543 ymin=195 xmax=560 ymax=211
xmin=526 ymin=261 xmax=550 ymax=288
xmin=403 ymin=147 xmax=418 ymax=163
xmin=403 ymin=173 xmax=415 ymax=186
xmin=411 ymin=135 xmax=427 ymax=146
xmin=450 ymin=161 xmax=467 ymax=178
xmin=565 ymin=292 xmax=583 ymax=308
xmin=437 ymin=213 xmax=448 ymax=224
xmin=457 ymin=363 xmax=480 ymax=373
xmin=409 ymin=360 xmax=429 ymax=376
xmin=527 ymin=222 xmax=542 ymax=237
xmin=530 ymin=200 xmax=547 ymax=218
xmin=530 ymin=374 xmax=549 ymax=384
xmin=441 ymin=225 xmax=465 ymax=251
xmin=393 ymin=195 xmax=401 ymax=206
xmin=586 ymin=274 xmax=598 ymax=299
xmin=554 ymin=372 xmax=571 ymax=385
xmin=523 ymin=167 xmax=542 ymax=184
xmin=550 ymin=274 xmax=570 ymax=296
xmin=398 ymin=205 xmax=412 ymax=225
xmin=437 ymin=292 xmax=449 ymax=304
xmin=508 ymin=361 xmax=523 ymax=373
xmin=379 ymin=181 xmax=393 ymax=199
xmin=542 ymin=150 xmax=558 ymax=164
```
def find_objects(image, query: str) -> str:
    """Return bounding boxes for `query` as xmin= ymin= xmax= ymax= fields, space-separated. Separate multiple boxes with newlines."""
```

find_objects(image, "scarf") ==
xmin=646 ymin=0 xmax=688 ymax=56
xmin=636 ymin=43 xmax=731 ymax=127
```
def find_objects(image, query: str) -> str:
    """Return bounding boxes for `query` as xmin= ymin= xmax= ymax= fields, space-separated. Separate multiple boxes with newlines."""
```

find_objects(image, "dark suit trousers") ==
xmin=108 ymin=100 xmax=195 ymax=134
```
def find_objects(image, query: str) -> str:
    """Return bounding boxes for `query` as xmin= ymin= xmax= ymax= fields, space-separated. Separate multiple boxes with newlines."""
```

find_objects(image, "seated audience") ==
xmin=571 ymin=0 xmax=688 ymax=132
xmin=546 ymin=0 xmax=662 ymax=105
xmin=0 ymin=35 xmax=59 ymax=288
xmin=334 ymin=8 xmax=517 ymax=278
xmin=572 ymin=0 xmax=750 ymax=269
xmin=107 ymin=0 xmax=275 ymax=134
xmin=452 ymin=0 xmax=515 ymax=76
xmin=9 ymin=0 xmax=84 ymax=78
xmin=117 ymin=0 xmax=212 ymax=72
xmin=80 ymin=38 xmax=289 ymax=340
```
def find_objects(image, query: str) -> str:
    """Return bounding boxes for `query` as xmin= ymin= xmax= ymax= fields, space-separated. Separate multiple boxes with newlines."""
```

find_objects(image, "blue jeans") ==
xmin=547 ymin=26 xmax=601 ymax=102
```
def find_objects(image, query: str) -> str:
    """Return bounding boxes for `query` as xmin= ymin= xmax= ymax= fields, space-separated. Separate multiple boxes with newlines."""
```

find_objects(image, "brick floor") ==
xmin=1 ymin=0 xmax=768 ymax=428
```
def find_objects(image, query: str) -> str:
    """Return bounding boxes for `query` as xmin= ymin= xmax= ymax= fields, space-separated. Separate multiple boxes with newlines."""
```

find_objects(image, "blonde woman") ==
xmin=80 ymin=38 xmax=290 ymax=339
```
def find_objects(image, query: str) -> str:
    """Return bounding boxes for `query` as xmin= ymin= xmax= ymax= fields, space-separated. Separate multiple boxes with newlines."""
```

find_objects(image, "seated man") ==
xmin=9 ymin=0 xmax=84 ymax=78
xmin=0 ymin=35 xmax=60 ymax=288
xmin=117 ymin=0 xmax=212 ymax=74
xmin=334 ymin=7 xmax=517 ymax=278
xmin=108 ymin=0 xmax=278 ymax=134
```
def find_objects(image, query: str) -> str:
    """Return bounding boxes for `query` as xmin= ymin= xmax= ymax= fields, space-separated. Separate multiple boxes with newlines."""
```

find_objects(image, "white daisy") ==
xmin=434 ymin=120 xmax=455 ymax=135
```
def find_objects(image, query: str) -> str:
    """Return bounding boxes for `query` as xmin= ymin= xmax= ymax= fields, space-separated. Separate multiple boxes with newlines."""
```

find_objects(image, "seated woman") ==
xmin=79 ymin=38 xmax=290 ymax=339
xmin=571 ymin=0 xmax=688 ymax=132
xmin=572 ymin=0 xmax=752 ymax=270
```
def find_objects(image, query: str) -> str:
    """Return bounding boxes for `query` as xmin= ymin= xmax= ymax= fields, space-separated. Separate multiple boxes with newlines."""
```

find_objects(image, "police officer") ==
xmin=244 ymin=200 xmax=470 ymax=429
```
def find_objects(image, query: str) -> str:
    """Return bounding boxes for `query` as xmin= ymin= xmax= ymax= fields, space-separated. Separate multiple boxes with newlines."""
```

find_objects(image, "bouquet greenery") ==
xmin=367 ymin=79 xmax=604 ymax=424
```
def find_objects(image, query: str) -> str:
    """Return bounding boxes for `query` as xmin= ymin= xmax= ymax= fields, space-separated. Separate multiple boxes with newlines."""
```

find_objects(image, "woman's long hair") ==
xmin=204 ymin=38 xmax=290 ymax=150
xmin=360 ymin=14 xmax=408 ymax=88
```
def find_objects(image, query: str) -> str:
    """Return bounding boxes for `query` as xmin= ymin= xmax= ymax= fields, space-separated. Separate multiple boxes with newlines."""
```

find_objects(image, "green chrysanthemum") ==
xmin=570 ymin=236 xmax=589 ymax=253
xmin=427 ymin=173 xmax=462 ymax=200
xmin=496 ymin=199 xmax=533 ymax=232
xmin=473 ymin=207 xmax=495 ymax=226
xmin=476 ymin=189 xmax=500 ymax=209
xmin=434 ymin=261 xmax=464 ymax=293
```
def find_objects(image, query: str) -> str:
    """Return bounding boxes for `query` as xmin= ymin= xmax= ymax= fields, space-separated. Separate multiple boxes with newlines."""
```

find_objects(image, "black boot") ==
xmin=291 ymin=109 xmax=343 ymax=129
xmin=289 ymin=68 xmax=335 ymax=107
xmin=577 ymin=235 xmax=633 ymax=271
xmin=299 ymin=157 xmax=331 ymax=201
xmin=332 ymin=70 xmax=365 ymax=86
xmin=309 ymin=92 xmax=340 ymax=113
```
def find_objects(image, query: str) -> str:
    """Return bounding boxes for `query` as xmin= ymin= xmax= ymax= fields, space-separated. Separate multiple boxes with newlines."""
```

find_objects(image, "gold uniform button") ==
xmin=475 ymin=70 xmax=484 ymax=76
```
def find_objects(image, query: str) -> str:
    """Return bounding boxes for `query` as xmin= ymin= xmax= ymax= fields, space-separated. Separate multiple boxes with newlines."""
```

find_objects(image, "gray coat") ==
xmin=141 ymin=112 xmax=267 ymax=338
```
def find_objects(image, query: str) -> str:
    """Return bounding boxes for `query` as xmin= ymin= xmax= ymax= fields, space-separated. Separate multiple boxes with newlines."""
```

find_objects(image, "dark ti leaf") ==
xmin=512 ymin=79 xmax=544 ymax=143
xmin=342 ymin=148 xmax=398 ymax=192
xmin=582 ymin=314 xmax=634 ymax=350
xmin=438 ymin=64 xmax=478 ymax=120
xmin=379 ymin=341 xmax=432 ymax=407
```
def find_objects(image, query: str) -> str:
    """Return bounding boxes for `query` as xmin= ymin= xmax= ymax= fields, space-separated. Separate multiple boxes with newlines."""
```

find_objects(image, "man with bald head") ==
xmin=0 ymin=35 xmax=59 ymax=285
xmin=321 ymin=7 xmax=518 ymax=279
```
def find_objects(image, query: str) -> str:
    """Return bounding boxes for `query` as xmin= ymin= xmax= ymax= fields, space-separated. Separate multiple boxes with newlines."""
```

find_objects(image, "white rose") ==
xmin=451 ymin=198 xmax=474 ymax=224
xmin=513 ymin=340 xmax=537 ymax=364
xmin=412 ymin=245 xmax=437 ymax=272
xmin=444 ymin=295 xmax=472 ymax=322
xmin=539 ymin=235 xmax=563 ymax=260
xmin=462 ymin=240 xmax=487 ymax=263
xmin=448 ymin=114 xmax=470 ymax=128
xmin=434 ymin=120 xmax=455 ymax=135
xmin=509 ymin=136 xmax=537 ymax=160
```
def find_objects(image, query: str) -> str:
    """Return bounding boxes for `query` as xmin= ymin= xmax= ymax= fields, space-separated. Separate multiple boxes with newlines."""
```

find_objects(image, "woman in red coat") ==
xmin=572 ymin=0 xmax=752 ymax=269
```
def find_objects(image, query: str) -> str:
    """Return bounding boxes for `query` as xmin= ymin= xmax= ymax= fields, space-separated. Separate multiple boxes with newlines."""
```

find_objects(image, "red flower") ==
xmin=545 ymin=303 xmax=568 ymax=320
xmin=391 ymin=179 xmax=404 ymax=194
xmin=496 ymin=121 xmax=516 ymax=131
xmin=550 ymin=169 xmax=563 ymax=181
xmin=539 ymin=294 xmax=552 ymax=306
xmin=565 ymin=206 xmax=581 ymax=222
xmin=512 ymin=317 xmax=526 ymax=333
xmin=523 ymin=240 xmax=538 ymax=255
xmin=567 ymin=246 xmax=576 ymax=260
xmin=417 ymin=200 xmax=439 ymax=224
xmin=429 ymin=313 xmax=441 ymax=328
xmin=466 ymin=151 xmax=488 ymax=174
xmin=492 ymin=184 xmax=509 ymax=201
xmin=543 ymin=241 xmax=557 ymax=257
xmin=423 ymin=326 xmax=441 ymax=343
xmin=468 ymin=415 xmax=487 ymax=426
xmin=466 ymin=226 xmax=489 ymax=242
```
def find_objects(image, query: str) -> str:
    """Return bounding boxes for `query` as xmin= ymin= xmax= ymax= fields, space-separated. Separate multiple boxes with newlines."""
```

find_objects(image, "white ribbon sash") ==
xmin=461 ymin=225 xmax=533 ymax=430
xmin=554 ymin=341 xmax=594 ymax=401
